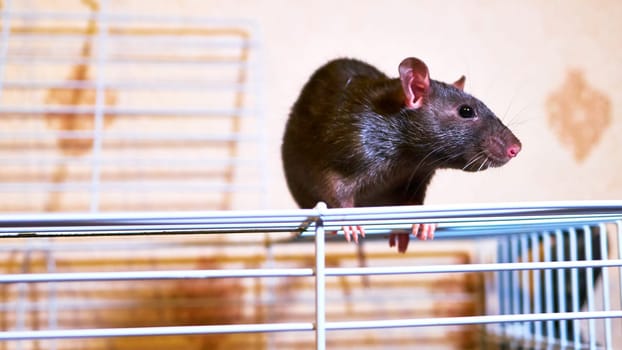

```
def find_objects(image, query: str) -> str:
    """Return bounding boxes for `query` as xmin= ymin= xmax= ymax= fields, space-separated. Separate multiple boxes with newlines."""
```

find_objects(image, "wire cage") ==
xmin=1 ymin=3 xmax=622 ymax=350
xmin=0 ymin=203 xmax=621 ymax=350
xmin=0 ymin=1 xmax=269 ymax=213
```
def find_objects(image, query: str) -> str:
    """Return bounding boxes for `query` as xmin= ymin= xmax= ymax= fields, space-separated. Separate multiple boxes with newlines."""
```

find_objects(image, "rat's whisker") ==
xmin=462 ymin=155 xmax=481 ymax=170
xmin=477 ymin=157 xmax=490 ymax=172
xmin=462 ymin=152 xmax=486 ymax=170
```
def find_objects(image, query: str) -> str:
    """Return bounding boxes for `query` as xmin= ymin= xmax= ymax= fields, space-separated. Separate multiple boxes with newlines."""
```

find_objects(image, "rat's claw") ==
xmin=342 ymin=226 xmax=365 ymax=243
xmin=412 ymin=223 xmax=437 ymax=240
xmin=343 ymin=226 xmax=352 ymax=242
xmin=389 ymin=223 xmax=437 ymax=253
xmin=411 ymin=224 xmax=420 ymax=239
xmin=428 ymin=223 xmax=437 ymax=239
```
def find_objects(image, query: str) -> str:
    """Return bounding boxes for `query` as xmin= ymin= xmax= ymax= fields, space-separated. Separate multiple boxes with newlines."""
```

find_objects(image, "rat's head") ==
xmin=398 ymin=57 xmax=521 ymax=171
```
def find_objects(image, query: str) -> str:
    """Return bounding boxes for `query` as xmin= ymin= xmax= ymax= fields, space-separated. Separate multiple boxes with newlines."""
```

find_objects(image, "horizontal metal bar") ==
xmin=1 ymin=311 xmax=620 ymax=341
xmin=0 ymin=322 xmax=314 ymax=341
xmin=0 ymin=224 xmax=298 ymax=237
xmin=3 ymin=200 xmax=621 ymax=225
xmin=3 ymin=55 xmax=255 ymax=66
xmin=1 ymin=259 xmax=620 ymax=284
xmin=3 ymin=79 xmax=252 ymax=92
xmin=0 ymin=156 xmax=260 ymax=167
xmin=0 ymin=208 xmax=315 ymax=236
xmin=313 ymin=201 xmax=622 ymax=221
xmin=0 ymin=181 xmax=264 ymax=194
xmin=0 ymin=106 xmax=256 ymax=117
xmin=306 ymin=215 xmax=622 ymax=239
xmin=0 ymin=268 xmax=314 ymax=283
xmin=7 ymin=32 xmax=252 ymax=41
xmin=2 ymin=11 xmax=259 ymax=27
xmin=328 ymin=259 xmax=622 ymax=276
xmin=7 ymin=35 xmax=257 ymax=49
xmin=9 ymin=216 xmax=617 ymax=238
xmin=0 ymin=131 xmax=258 ymax=142
xmin=327 ymin=311 xmax=622 ymax=331
xmin=0 ymin=201 xmax=621 ymax=237
xmin=0 ymin=207 xmax=316 ymax=226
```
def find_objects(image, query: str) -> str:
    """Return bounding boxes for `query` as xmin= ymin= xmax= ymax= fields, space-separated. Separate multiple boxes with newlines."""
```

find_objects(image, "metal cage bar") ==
xmin=0 ymin=201 xmax=621 ymax=349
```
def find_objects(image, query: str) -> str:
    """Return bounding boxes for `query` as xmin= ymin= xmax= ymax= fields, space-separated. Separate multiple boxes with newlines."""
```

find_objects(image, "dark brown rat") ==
xmin=282 ymin=57 xmax=521 ymax=252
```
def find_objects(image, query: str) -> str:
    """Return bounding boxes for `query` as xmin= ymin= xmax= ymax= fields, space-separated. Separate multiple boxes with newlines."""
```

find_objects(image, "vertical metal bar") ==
xmin=583 ymin=226 xmax=596 ymax=350
xmin=17 ymin=242 xmax=33 ymax=350
xmin=264 ymin=239 xmax=276 ymax=349
xmin=542 ymin=232 xmax=554 ymax=344
xmin=45 ymin=243 xmax=58 ymax=350
xmin=618 ymin=221 xmax=622 ymax=317
xmin=569 ymin=227 xmax=581 ymax=348
xmin=253 ymin=23 xmax=270 ymax=210
xmin=498 ymin=237 xmax=510 ymax=337
xmin=599 ymin=223 xmax=612 ymax=350
xmin=222 ymin=21 xmax=248 ymax=211
xmin=483 ymin=246 xmax=495 ymax=343
xmin=493 ymin=240 xmax=502 ymax=337
xmin=90 ymin=0 xmax=109 ymax=212
xmin=510 ymin=235 xmax=520 ymax=337
xmin=0 ymin=0 xmax=13 ymax=101
xmin=520 ymin=234 xmax=532 ymax=339
xmin=530 ymin=232 xmax=542 ymax=340
xmin=555 ymin=229 xmax=567 ymax=346
xmin=314 ymin=203 xmax=326 ymax=350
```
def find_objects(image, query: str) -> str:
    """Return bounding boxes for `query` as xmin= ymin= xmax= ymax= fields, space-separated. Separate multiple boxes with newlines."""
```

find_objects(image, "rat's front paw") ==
xmin=412 ymin=223 xmax=437 ymax=240
xmin=389 ymin=223 xmax=437 ymax=253
xmin=342 ymin=225 xmax=366 ymax=243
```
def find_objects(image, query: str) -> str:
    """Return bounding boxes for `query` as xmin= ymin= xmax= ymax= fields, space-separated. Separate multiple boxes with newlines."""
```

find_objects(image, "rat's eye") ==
xmin=458 ymin=105 xmax=475 ymax=118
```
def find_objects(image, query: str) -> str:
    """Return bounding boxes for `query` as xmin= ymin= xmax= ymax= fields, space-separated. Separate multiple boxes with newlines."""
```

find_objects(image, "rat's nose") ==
xmin=507 ymin=144 xmax=521 ymax=158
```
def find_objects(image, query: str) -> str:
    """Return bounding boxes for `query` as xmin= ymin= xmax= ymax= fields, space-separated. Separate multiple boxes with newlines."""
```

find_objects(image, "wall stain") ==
xmin=44 ymin=0 xmax=117 ymax=156
xmin=43 ymin=0 xmax=118 ymax=211
xmin=546 ymin=69 xmax=611 ymax=163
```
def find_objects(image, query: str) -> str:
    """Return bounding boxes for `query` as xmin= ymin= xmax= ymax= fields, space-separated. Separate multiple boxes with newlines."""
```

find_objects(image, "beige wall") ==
xmin=166 ymin=0 xmax=622 ymax=208
xmin=6 ymin=0 xmax=622 ymax=209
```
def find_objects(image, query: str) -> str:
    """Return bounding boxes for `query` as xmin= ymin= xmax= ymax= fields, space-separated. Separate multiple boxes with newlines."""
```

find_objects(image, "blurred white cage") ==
xmin=0 ymin=1 xmax=269 ymax=212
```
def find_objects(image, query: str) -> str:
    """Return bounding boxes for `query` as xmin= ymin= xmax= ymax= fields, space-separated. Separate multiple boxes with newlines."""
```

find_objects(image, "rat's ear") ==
xmin=398 ymin=57 xmax=430 ymax=109
xmin=453 ymin=75 xmax=466 ymax=90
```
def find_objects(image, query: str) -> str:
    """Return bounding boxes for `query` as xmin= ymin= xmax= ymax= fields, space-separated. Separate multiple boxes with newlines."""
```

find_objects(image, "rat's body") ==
xmin=282 ymin=57 xmax=521 ymax=251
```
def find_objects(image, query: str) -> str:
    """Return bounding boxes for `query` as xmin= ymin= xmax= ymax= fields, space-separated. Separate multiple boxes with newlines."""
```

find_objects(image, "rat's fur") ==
xmin=282 ymin=57 xmax=521 ymax=212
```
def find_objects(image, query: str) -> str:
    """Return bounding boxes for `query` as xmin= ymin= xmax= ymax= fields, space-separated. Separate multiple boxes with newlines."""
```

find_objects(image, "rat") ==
xmin=281 ymin=56 xmax=521 ymax=253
